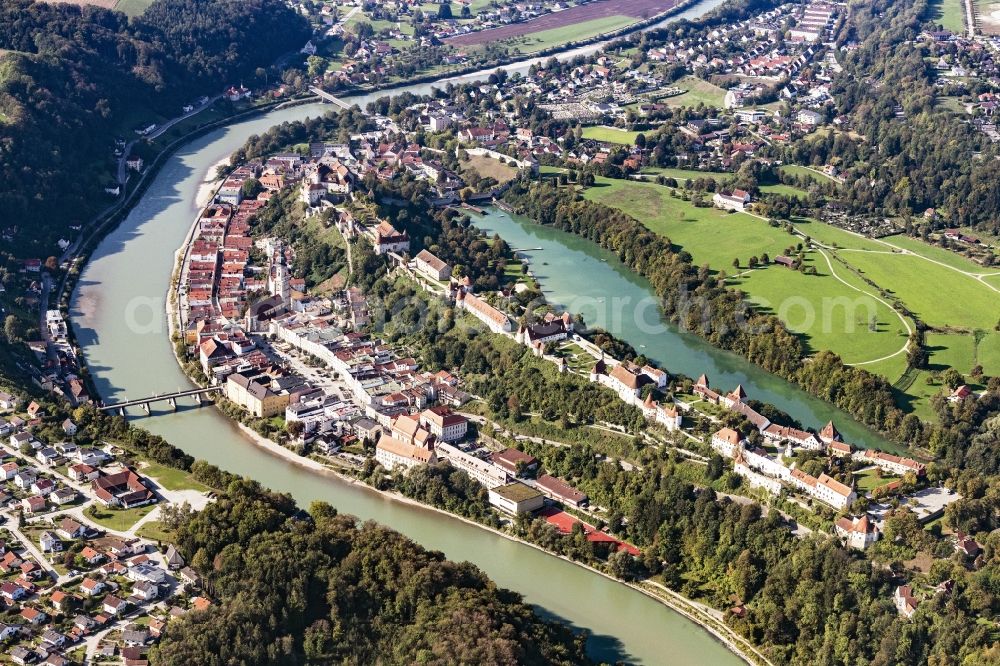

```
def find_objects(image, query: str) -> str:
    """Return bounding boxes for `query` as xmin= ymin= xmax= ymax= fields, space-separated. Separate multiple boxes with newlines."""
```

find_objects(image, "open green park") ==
xmin=584 ymin=175 xmax=1000 ymax=418
xmin=583 ymin=177 xmax=911 ymax=373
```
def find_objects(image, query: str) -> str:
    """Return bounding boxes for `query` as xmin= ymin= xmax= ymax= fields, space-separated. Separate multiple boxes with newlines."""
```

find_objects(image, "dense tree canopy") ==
xmin=0 ymin=0 xmax=309 ymax=253
xmin=152 ymin=481 xmax=591 ymax=665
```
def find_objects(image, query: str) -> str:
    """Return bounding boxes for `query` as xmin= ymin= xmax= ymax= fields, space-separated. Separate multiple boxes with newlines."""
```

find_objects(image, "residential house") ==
xmin=22 ymin=495 xmax=46 ymax=514
xmin=713 ymin=189 xmax=752 ymax=211
xmin=894 ymin=585 xmax=920 ymax=618
xmin=103 ymin=595 xmax=128 ymax=616
xmin=39 ymin=531 xmax=62 ymax=553
xmin=50 ymin=487 xmax=77 ymax=505
xmin=92 ymin=468 xmax=156 ymax=508
xmin=68 ymin=463 xmax=100 ymax=482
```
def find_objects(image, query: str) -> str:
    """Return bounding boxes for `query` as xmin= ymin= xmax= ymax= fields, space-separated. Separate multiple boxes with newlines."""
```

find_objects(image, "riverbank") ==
xmin=161 ymin=192 xmax=759 ymax=664
xmin=229 ymin=408 xmax=767 ymax=666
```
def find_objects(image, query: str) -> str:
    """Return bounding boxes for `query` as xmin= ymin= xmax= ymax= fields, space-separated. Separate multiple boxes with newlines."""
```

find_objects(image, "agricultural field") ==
xmin=583 ymin=177 xmax=911 ymax=372
xmin=759 ymin=183 xmax=809 ymax=199
xmin=663 ymin=76 xmax=728 ymax=108
xmin=779 ymin=164 xmax=839 ymax=184
xmin=581 ymin=126 xmax=643 ymax=145
xmin=639 ymin=166 xmax=730 ymax=182
xmin=444 ymin=0 xmax=682 ymax=47
xmin=501 ymin=15 xmax=638 ymax=53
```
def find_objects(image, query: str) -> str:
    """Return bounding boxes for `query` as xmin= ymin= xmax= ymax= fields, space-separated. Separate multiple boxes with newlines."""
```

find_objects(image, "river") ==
xmin=67 ymin=3 xmax=762 ymax=663
xmin=474 ymin=208 xmax=897 ymax=452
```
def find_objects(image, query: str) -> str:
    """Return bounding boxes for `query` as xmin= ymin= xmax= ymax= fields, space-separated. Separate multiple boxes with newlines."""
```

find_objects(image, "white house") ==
xmin=414 ymin=250 xmax=451 ymax=281
xmin=711 ymin=427 xmax=742 ymax=458
xmin=455 ymin=291 xmax=511 ymax=334
xmin=419 ymin=407 xmax=468 ymax=442
xmin=374 ymin=433 xmax=436 ymax=473
xmin=835 ymin=515 xmax=880 ymax=550
xmin=713 ymin=189 xmax=752 ymax=212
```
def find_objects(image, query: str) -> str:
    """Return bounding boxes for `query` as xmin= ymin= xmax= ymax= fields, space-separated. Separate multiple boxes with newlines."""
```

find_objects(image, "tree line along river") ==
xmin=68 ymin=1 xmax=889 ymax=661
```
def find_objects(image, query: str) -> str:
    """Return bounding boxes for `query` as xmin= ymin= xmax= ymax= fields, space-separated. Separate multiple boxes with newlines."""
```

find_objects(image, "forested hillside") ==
xmin=0 ymin=0 xmax=309 ymax=254
xmin=150 ymin=481 xmax=592 ymax=665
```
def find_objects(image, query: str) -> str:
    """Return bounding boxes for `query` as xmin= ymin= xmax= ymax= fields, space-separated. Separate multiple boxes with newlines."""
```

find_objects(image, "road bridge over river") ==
xmin=98 ymin=386 xmax=221 ymax=415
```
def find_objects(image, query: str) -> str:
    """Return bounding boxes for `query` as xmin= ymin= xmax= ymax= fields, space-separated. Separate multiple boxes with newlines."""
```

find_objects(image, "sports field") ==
xmin=583 ymin=177 xmax=910 ymax=370
xmin=663 ymin=76 xmax=728 ymax=108
xmin=581 ymin=126 xmax=643 ymax=145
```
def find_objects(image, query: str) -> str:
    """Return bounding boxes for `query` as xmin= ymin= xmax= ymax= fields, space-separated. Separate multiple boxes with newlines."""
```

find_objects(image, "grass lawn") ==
xmin=854 ymin=467 xmax=900 ymax=492
xmin=985 ymin=273 xmax=1000 ymax=290
xmin=461 ymin=154 xmax=519 ymax=184
xmin=85 ymin=504 xmax=157 ymax=532
xmin=837 ymin=246 xmax=997 ymax=330
xmin=135 ymin=520 xmax=174 ymax=544
xmin=759 ymin=183 xmax=809 ymax=199
xmin=979 ymin=333 xmax=1000 ymax=376
xmin=140 ymin=462 xmax=208 ymax=492
xmin=926 ymin=0 xmax=967 ymax=32
xmin=583 ymin=177 xmax=910 ymax=374
xmin=663 ymin=76 xmax=728 ymax=108
xmin=639 ymin=166 xmax=731 ymax=183
xmin=895 ymin=332 xmax=1000 ymax=419
xmin=937 ymin=96 xmax=968 ymax=115
xmin=732 ymin=260 xmax=908 ymax=368
xmin=584 ymin=177 xmax=801 ymax=269
xmin=581 ymin=126 xmax=642 ymax=145
xmin=779 ymin=165 xmax=839 ymax=184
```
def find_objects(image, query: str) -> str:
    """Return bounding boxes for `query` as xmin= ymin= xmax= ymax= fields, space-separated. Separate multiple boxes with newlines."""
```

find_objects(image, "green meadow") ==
xmin=584 ymin=177 xmax=910 ymax=372
xmin=581 ymin=126 xmax=643 ymax=145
